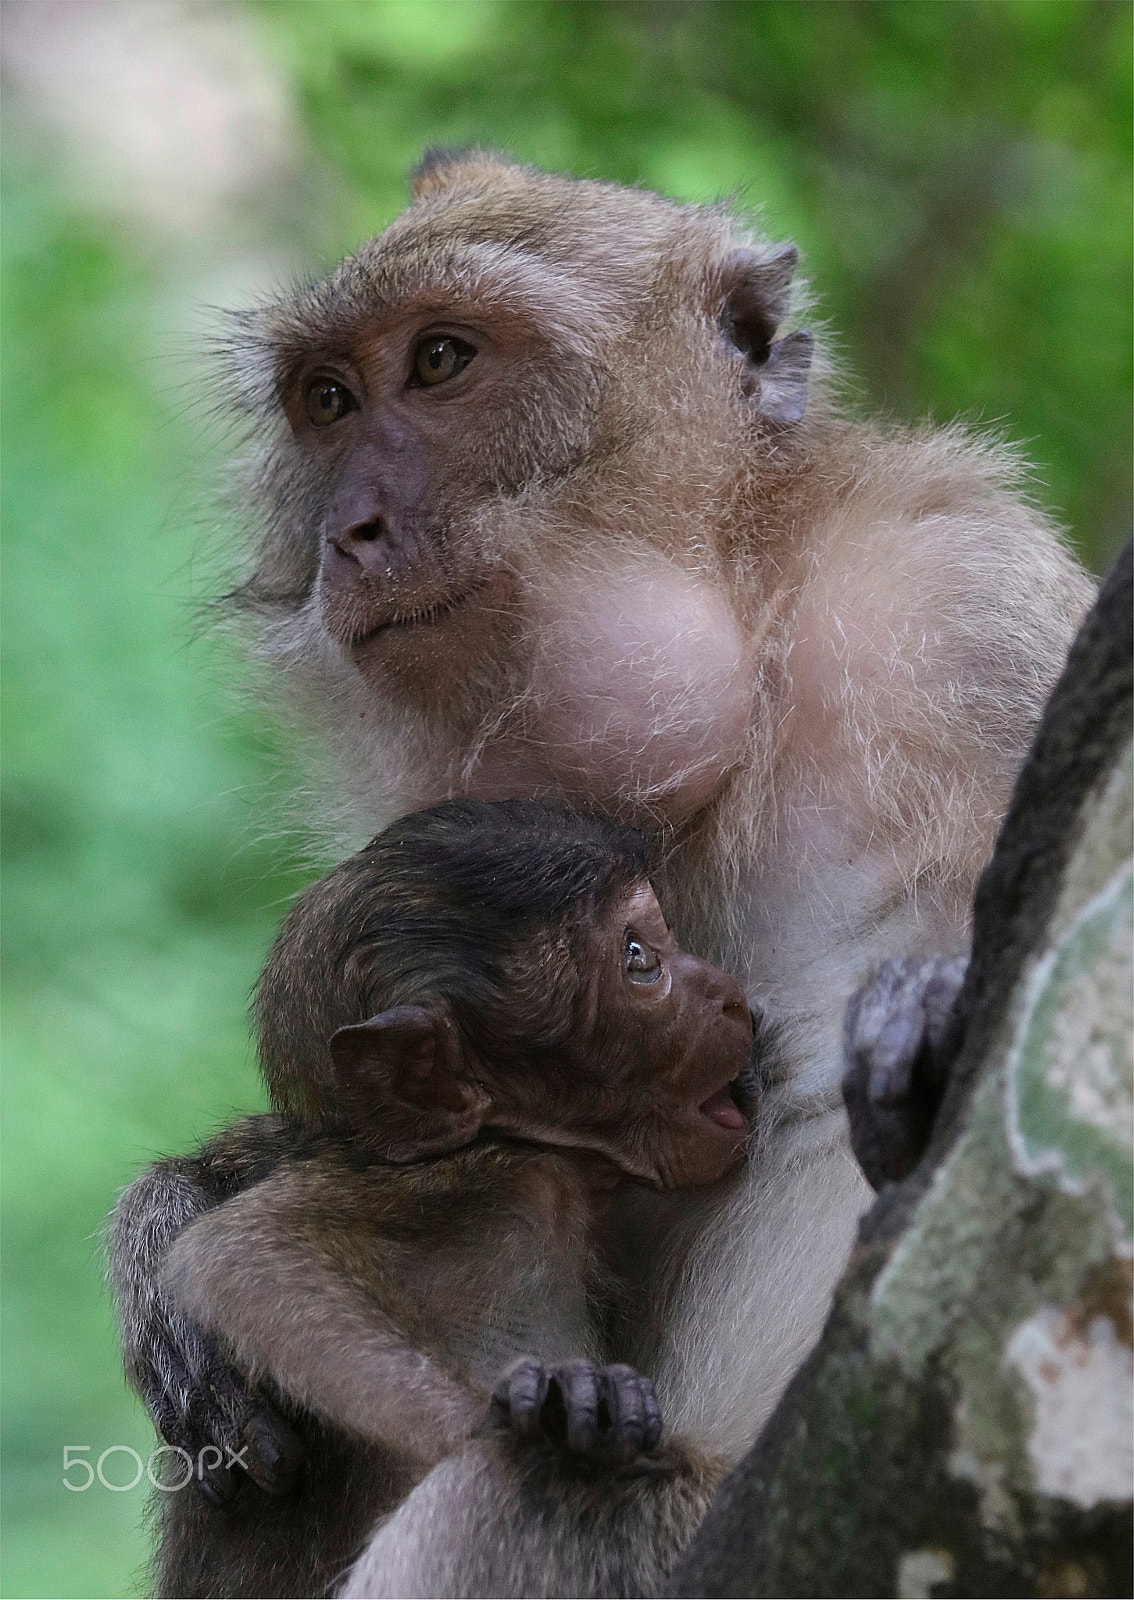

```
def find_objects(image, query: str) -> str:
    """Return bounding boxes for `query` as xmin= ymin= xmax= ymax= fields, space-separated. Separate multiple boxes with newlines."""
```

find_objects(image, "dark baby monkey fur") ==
xmin=153 ymin=800 xmax=752 ymax=1598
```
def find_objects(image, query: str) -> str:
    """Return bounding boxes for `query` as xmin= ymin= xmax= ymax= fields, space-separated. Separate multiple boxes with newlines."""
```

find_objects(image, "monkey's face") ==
xmin=270 ymin=255 xmax=606 ymax=720
xmin=326 ymin=876 xmax=753 ymax=1181
xmin=241 ymin=157 xmax=812 ymax=829
xmin=483 ymin=882 xmax=755 ymax=1188
xmin=578 ymin=882 xmax=755 ymax=1187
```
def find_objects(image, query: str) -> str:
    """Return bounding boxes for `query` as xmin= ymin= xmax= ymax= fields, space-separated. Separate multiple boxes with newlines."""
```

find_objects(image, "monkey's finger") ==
xmin=845 ymin=959 xmax=918 ymax=1101
xmin=137 ymin=1369 xmax=185 ymax=1448
xmin=555 ymin=1361 xmax=599 ymax=1456
xmin=512 ymin=1361 xmax=551 ymax=1437
xmin=241 ymin=1407 xmax=305 ymax=1495
xmin=194 ymin=1454 xmax=238 ymax=1508
xmin=192 ymin=1369 xmax=251 ymax=1460
xmin=599 ymin=1365 xmax=648 ymax=1464
xmin=641 ymin=1378 xmax=663 ymax=1453
xmin=170 ymin=1411 xmax=238 ymax=1506
xmin=489 ymin=1358 xmax=548 ymax=1437
xmin=922 ymin=955 xmax=967 ymax=1070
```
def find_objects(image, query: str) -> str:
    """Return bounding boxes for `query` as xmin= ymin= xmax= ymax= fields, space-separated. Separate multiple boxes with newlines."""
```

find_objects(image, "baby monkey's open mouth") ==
xmin=698 ymin=1078 xmax=751 ymax=1133
xmin=697 ymin=1024 xmax=764 ymax=1133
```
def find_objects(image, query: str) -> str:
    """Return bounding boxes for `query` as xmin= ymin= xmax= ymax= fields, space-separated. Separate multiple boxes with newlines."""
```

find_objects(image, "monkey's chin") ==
xmin=655 ymin=1087 xmax=751 ymax=1188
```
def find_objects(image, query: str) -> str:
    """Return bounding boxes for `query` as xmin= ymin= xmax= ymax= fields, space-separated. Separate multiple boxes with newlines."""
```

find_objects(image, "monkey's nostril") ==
xmin=349 ymin=520 xmax=383 ymax=543
xmin=723 ymin=996 xmax=752 ymax=1031
xmin=326 ymin=516 xmax=397 ymax=580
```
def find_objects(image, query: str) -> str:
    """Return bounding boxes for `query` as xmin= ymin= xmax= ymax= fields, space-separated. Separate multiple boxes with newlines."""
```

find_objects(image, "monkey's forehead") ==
xmin=254 ymin=159 xmax=774 ymax=350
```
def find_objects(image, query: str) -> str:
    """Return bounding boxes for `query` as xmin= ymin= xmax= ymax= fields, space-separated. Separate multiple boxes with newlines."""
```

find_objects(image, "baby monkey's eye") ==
xmin=624 ymin=934 xmax=662 ymax=984
xmin=304 ymin=379 xmax=357 ymax=428
xmin=411 ymin=336 xmax=476 ymax=387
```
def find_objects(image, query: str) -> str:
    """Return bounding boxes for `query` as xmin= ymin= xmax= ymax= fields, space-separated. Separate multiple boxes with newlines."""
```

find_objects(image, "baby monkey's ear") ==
xmin=330 ymin=1005 xmax=491 ymax=1163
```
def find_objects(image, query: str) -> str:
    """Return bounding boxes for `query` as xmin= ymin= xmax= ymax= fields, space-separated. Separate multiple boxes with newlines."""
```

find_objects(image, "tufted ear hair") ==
xmin=330 ymin=1004 xmax=491 ymax=1163
xmin=410 ymin=146 xmax=518 ymax=202
xmin=719 ymin=245 xmax=813 ymax=426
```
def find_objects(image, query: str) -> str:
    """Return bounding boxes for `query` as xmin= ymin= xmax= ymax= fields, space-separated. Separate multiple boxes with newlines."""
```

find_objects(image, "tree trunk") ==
xmin=670 ymin=544 xmax=1133 ymax=1599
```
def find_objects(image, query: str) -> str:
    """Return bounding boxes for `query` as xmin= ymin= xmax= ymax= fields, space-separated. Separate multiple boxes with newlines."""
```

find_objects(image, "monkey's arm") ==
xmin=108 ymin=1115 xmax=304 ymax=1502
xmin=162 ymin=1174 xmax=485 ymax=1471
xmin=841 ymin=953 xmax=967 ymax=1189
xmin=340 ymin=1428 xmax=730 ymax=1599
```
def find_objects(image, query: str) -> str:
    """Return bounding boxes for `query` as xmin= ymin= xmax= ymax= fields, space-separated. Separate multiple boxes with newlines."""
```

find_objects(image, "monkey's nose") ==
xmin=714 ymin=971 xmax=752 ymax=1034
xmin=333 ymin=513 xmax=387 ymax=561
xmin=324 ymin=514 xmax=402 ymax=590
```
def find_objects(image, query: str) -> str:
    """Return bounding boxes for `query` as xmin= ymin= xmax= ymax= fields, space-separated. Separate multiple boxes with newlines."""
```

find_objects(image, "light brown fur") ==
xmin=147 ymin=153 xmax=1094 ymax=1594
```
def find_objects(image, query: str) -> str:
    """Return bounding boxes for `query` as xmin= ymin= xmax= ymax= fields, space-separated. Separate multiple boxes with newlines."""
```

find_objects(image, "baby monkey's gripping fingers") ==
xmin=489 ymin=1357 xmax=663 ymax=1466
xmin=109 ymin=1158 xmax=303 ymax=1502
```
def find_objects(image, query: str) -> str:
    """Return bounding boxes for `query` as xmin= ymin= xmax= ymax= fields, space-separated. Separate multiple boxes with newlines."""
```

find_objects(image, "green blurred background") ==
xmin=1 ymin=3 xmax=1130 ymax=1594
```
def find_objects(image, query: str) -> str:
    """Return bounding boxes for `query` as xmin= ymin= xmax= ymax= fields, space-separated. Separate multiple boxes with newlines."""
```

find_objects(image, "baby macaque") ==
xmin=156 ymin=799 xmax=753 ymax=1598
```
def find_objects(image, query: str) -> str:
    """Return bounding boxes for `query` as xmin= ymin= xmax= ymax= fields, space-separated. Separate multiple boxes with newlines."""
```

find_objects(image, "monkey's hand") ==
xmin=487 ymin=1357 xmax=663 ymax=1467
xmin=842 ymin=953 xmax=967 ymax=1190
xmin=110 ymin=1156 xmax=303 ymax=1504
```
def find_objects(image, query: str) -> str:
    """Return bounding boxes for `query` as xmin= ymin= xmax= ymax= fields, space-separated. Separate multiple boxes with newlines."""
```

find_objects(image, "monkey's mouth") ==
xmin=349 ymin=579 xmax=487 ymax=648
xmin=697 ymin=1078 xmax=751 ymax=1133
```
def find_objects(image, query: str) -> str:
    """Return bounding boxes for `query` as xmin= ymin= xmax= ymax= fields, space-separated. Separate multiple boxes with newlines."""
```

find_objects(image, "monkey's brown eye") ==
xmin=304 ymin=379 xmax=357 ymax=428
xmin=624 ymin=934 xmax=662 ymax=985
xmin=411 ymin=336 xmax=475 ymax=388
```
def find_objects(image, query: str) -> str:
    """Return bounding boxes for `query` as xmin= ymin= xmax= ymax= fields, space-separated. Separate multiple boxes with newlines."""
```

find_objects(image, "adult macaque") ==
xmin=153 ymin=799 xmax=750 ymax=1598
xmin=111 ymin=151 xmax=1093 ymax=1587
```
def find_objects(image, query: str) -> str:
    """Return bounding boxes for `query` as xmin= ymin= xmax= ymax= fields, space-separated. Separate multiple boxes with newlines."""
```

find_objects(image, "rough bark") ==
xmin=670 ymin=542 xmax=1133 ymax=1599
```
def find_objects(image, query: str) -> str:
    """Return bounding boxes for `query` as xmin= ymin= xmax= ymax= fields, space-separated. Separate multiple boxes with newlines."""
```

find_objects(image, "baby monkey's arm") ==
xmin=161 ymin=1156 xmax=487 ymax=1471
xmin=108 ymin=1114 xmax=306 ymax=1502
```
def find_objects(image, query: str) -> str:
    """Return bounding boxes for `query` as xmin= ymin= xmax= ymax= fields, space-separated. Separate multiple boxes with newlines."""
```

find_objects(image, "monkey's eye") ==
xmin=304 ymin=379 xmax=357 ymax=428
xmin=411 ymin=336 xmax=476 ymax=388
xmin=624 ymin=934 xmax=662 ymax=985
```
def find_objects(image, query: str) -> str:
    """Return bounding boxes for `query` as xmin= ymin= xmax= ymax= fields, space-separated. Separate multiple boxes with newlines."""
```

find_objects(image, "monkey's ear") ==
xmin=330 ymin=1005 xmax=490 ymax=1163
xmin=720 ymin=246 xmax=813 ymax=426
xmin=410 ymin=146 xmax=515 ymax=201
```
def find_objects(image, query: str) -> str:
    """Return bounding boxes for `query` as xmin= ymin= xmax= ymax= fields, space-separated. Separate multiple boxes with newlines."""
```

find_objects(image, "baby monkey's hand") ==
xmin=488 ymin=1357 xmax=663 ymax=1466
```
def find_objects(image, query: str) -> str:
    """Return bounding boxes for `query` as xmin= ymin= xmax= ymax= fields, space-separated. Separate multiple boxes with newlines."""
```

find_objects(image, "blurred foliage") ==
xmin=1 ymin=3 xmax=1129 ymax=1596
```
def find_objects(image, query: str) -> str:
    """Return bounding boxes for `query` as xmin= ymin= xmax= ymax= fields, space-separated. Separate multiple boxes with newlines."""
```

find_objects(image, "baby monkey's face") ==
xmin=559 ymin=881 xmax=754 ymax=1188
xmin=329 ymin=875 xmax=754 ymax=1184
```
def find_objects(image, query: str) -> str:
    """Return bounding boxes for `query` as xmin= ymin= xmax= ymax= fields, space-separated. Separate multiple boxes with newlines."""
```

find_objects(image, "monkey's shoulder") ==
xmin=256 ymin=1132 xmax=604 ymax=1250
xmin=192 ymin=1111 xmax=317 ymax=1200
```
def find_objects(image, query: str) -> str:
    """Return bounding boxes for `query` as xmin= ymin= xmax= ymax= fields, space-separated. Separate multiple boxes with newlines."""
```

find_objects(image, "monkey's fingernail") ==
xmin=196 ymin=1465 xmax=235 ymax=1507
xmin=242 ymin=1412 xmax=303 ymax=1493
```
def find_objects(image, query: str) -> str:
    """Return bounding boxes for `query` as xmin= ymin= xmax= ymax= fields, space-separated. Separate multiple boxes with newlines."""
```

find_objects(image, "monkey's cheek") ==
xmin=678 ymin=1136 xmax=748 ymax=1188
